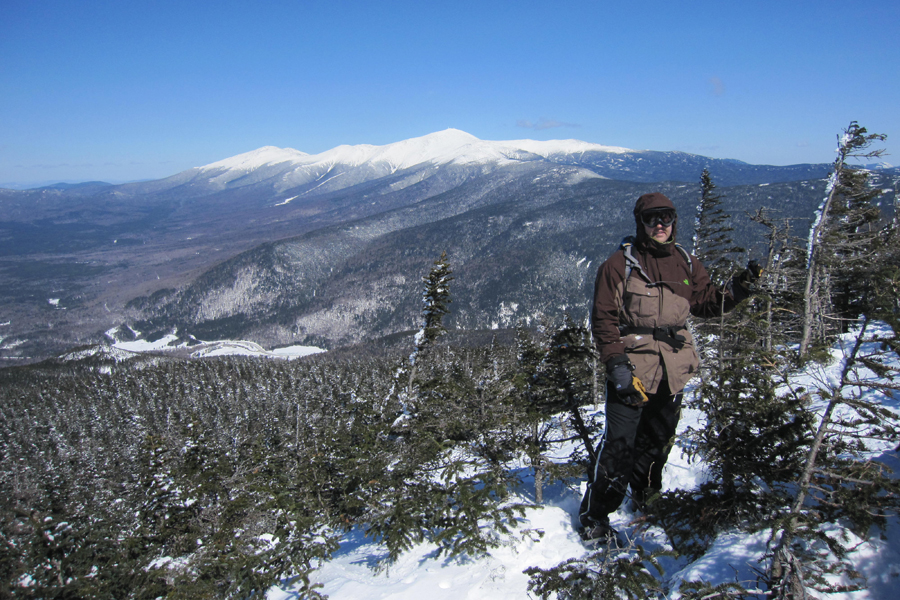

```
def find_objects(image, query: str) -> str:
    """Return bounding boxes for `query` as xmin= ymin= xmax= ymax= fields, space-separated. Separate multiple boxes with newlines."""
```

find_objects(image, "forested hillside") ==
xmin=127 ymin=176 xmax=838 ymax=351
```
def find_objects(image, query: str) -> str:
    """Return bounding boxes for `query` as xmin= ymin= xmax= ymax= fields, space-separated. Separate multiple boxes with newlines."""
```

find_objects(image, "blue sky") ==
xmin=2 ymin=0 xmax=897 ymax=186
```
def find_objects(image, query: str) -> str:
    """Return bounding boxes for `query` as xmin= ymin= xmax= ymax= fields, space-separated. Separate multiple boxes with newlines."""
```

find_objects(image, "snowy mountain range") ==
xmin=198 ymin=129 xmax=633 ymax=184
xmin=2 ymin=129 xmax=895 ymax=363
xmin=129 ymin=128 xmax=831 ymax=201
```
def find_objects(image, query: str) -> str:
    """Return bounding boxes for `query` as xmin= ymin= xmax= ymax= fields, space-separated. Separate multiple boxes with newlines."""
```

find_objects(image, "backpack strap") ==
xmin=674 ymin=243 xmax=693 ymax=275
xmin=620 ymin=236 xmax=693 ymax=283
xmin=620 ymin=236 xmax=643 ymax=282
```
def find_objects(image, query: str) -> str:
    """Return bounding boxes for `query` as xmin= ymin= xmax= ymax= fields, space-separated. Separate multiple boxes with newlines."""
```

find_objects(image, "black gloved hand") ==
xmin=606 ymin=355 xmax=649 ymax=407
xmin=738 ymin=259 xmax=763 ymax=286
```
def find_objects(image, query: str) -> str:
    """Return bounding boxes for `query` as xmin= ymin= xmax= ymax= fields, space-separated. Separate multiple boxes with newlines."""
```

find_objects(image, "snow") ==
xmin=501 ymin=136 xmax=632 ymax=158
xmin=270 ymin=345 xmax=326 ymax=358
xmin=200 ymin=146 xmax=309 ymax=172
xmin=111 ymin=335 xmax=324 ymax=359
xmin=269 ymin=493 xmax=591 ymax=600
xmin=195 ymin=129 xmax=638 ymax=181
xmin=266 ymin=325 xmax=900 ymax=599
xmin=114 ymin=333 xmax=184 ymax=352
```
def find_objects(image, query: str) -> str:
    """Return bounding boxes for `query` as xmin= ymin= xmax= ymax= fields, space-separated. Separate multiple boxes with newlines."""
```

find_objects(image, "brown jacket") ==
xmin=591 ymin=194 xmax=740 ymax=394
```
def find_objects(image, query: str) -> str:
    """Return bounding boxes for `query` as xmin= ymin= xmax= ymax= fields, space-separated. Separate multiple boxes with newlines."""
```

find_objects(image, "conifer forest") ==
xmin=2 ymin=123 xmax=899 ymax=598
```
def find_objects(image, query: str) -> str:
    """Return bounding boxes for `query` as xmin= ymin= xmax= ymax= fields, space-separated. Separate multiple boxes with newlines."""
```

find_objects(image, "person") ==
xmin=578 ymin=192 xmax=760 ymax=544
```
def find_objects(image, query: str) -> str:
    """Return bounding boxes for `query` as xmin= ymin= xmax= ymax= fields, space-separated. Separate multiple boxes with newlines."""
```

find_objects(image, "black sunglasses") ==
xmin=641 ymin=211 xmax=676 ymax=228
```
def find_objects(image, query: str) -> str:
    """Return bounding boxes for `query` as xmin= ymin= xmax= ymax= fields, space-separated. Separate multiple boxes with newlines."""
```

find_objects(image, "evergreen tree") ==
xmin=526 ymin=543 xmax=672 ymax=600
xmin=510 ymin=323 xmax=551 ymax=503
xmin=871 ymin=204 xmax=900 ymax=341
xmin=693 ymin=167 xmax=743 ymax=284
xmin=748 ymin=208 xmax=808 ymax=351
xmin=413 ymin=250 xmax=454 ymax=357
xmin=401 ymin=251 xmax=454 ymax=412
xmin=364 ymin=253 xmax=528 ymax=566
xmin=528 ymin=316 xmax=601 ymax=465
xmin=800 ymin=121 xmax=888 ymax=357
xmin=509 ymin=318 xmax=601 ymax=503
xmin=691 ymin=168 xmax=746 ymax=382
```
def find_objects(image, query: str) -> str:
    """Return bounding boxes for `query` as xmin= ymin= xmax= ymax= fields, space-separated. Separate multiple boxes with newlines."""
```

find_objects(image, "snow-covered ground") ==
xmin=111 ymin=332 xmax=324 ymax=360
xmin=269 ymin=325 xmax=900 ymax=599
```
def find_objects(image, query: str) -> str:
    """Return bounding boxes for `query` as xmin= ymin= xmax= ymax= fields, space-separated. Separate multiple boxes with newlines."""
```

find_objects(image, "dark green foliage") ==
xmin=0 ymin=251 xmax=545 ymax=597
xmin=528 ymin=317 xmax=602 ymax=463
xmin=765 ymin=518 xmax=867 ymax=598
xmin=662 ymin=336 xmax=813 ymax=558
xmin=758 ymin=316 xmax=900 ymax=597
xmin=505 ymin=318 xmax=602 ymax=503
xmin=747 ymin=207 xmax=808 ymax=352
xmin=758 ymin=125 xmax=900 ymax=597
xmin=823 ymin=165 xmax=888 ymax=326
xmin=864 ymin=187 xmax=900 ymax=343
xmin=525 ymin=544 xmax=674 ymax=600
xmin=676 ymin=579 xmax=753 ymax=599
xmin=801 ymin=122 xmax=890 ymax=356
xmin=415 ymin=250 xmax=454 ymax=352
xmin=367 ymin=254 xmax=532 ymax=565
xmin=0 ymin=355 xmax=376 ymax=598
xmin=367 ymin=343 xmax=531 ymax=565
xmin=693 ymin=168 xmax=744 ymax=283
xmin=362 ymin=455 xmax=525 ymax=565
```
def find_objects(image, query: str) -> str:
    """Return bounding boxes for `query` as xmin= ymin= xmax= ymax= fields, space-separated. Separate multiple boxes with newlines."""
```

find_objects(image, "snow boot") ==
xmin=579 ymin=518 xmax=621 ymax=547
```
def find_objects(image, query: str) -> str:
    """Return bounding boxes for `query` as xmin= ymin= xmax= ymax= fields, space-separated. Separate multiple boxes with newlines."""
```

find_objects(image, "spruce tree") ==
xmin=693 ymin=167 xmax=743 ymax=284
xmin=800 ymin=121 xmax=888 ymax=357
xmin=691 ymin=168 xmax=745 ymax=380
xmin=509 ymin=318 xmax=601 ymax=503
xmin=413 ymin=250 xmax=453 ymax=356
xmin=528 ymin=316 xmax=601 ymax=465
xmin=748 ymin=208 xmax=808 ymax=351
xmin=364 ymin=253 xmax=528 ymax=565
xmin=760 ymin=123 xmax=900 ymax=597
xmin=402 ymin=251 xmax=454 ymax=410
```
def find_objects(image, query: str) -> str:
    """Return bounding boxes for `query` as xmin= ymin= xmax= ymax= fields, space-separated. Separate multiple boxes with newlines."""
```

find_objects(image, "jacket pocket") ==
xmin=623 ymin=285 xmax=659 ymax=322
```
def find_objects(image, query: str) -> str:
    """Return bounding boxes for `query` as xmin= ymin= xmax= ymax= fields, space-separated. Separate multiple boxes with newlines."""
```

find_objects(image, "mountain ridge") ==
xmin=194 ymin=129 xmax=636 ymax=175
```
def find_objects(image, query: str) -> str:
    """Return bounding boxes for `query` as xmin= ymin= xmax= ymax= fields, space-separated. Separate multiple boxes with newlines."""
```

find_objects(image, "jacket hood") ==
xmin=633 ymin=192 xmax=678 ymax=252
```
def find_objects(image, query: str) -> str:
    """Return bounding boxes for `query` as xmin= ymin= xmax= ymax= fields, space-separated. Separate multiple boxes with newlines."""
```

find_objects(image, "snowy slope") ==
xmin=267 ymin=325 xmax=900 ymax=599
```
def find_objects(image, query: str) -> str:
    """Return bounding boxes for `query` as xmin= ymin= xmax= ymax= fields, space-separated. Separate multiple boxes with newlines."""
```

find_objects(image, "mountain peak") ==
xmin=199 ymin=146 xmax=309 ymax=172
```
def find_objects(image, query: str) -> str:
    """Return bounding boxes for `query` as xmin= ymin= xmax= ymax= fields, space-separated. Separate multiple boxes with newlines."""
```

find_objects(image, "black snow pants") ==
xmin=579 ymin=379 xmax=682 ymax=527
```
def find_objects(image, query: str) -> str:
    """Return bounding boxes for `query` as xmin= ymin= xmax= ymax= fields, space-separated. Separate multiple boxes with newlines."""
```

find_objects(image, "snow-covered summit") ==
xmin=311 ymin=129 xmax=490 ymax=170
xmin=200 ymin=146 xmax=310 ymax=172
xmin=186 ymin=129 xmax=643 ymax=194
xmin=196 ymin=129 xmax=637 ymax=177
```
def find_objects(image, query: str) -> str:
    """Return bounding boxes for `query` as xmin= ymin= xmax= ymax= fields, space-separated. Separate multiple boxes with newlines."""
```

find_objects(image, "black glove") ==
xmin=606 ymin=355 xmax=649 ymax=407
xmin=737 ymin=259 xmax=763 ymax=287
